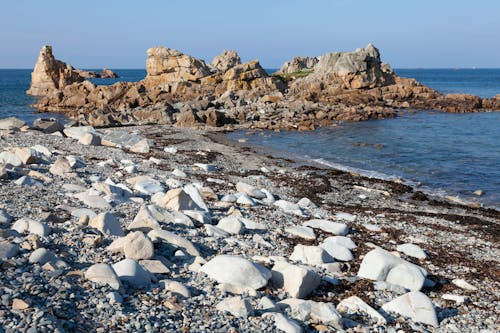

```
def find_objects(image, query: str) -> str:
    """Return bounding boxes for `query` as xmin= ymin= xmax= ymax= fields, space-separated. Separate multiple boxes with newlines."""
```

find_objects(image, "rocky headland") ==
xmin=27 ymin=45 xmax=500 ymax=130
xmin=0 ymin=118 xmax=498 ymax=332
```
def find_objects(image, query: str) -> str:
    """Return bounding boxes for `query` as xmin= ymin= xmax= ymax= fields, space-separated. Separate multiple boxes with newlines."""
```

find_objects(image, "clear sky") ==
xmin=0 ymin=0 xmax=498 ymax=69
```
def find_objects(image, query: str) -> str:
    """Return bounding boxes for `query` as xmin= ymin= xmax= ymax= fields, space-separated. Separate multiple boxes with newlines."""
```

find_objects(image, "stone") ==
xmin=128 ymin=205 xmax=163 ymax=231
xmin=101 ymin=131 xmax=146 ymax=149
xmin=277 ymin=299 xmax=342 ymax=326
xmin=285 ymin=226 xmax=316 ymax=241
xmin=335 ymin=212 xmax=357 ymax=222
xmin=183 ymin=184 xmax=209 ymax=212
xmin=303 ymin=219 xmax=349 ymax=236
xmin=205 ymin=225 xmax=229 ymax=238
xmin=63 ymin=126 xmax=97 ymax=140
xmin=216 ymin=296 xmax=252 ymax=318
xmin=49 ymin=157 xmax=73 ymax=177
xmin=193 ymin=163 xmax=217 ymax=172
xmin=147 ymin=229 xmax=200 ymax=256
xmin=0 ymin=164 xmax=7 ymax=179
xmin=14 ymin=175 xmax=42 ymax=187
xmin=112 ymin=259 xmax=152 ymax=287
xmin=442 ymin=294 xmax=468 ymax=304
xmin=12 ymin=298 xmax=30 ymax=310
xmin=89 ymin=212 xmax=124 ymax=237
xmin=236 ymin=193 xmax=257 ymax=206
xmin=396 ymin=243 xmax=427 ymax=260
xmin=160 ymin=280 xmax=191 ymax=298
xmin=320 ymin=239 xmax=354 ymax=261
xmin=297 ymin=197 xmax=318 ymax=210
xmin=11 ymin=218 xmax=51 ymax=237
xmin=273 ymin=313 xmax=303 ymax=333
xmin=381 ymin=291 xmax=438 ymax=327
xmin=236 ymin=182 xmax=266 ymax=199
xmin=0 ymin=117 xmax=25 ymax=130
xmin=0 ymin=242 xmax=19 ymax=260
xmin=200 ymin=255 xmax=272 ymax=289
xmin=139 ymin=259 xmax=171 ymax=274
xmin=27 ymin=45 xmax=84 ymax=96
xmin=85 ymin=263 xmax=121 ymax=290
xmin=322 ymin=236 xmax=356 ymax=250
xmin=290 ymin=245 xmax=335 ymax=266
xmin=211 ymin=50 xmax=242 ymax=72
xmin=0 ymin=151 xmax=23 ymax=167
xmin=106 ymin=291 xmax=123 ymax=305
xmin=217 ymin=216 xmax=245 ymax=235
xmin=123 ymin=231 xmax=154 ymax=260
xmin=12 ymin=147 xmax=43 ymax=165
xmin=337 ymin=296 xmax=386 ymax=324
xmin=28 ymin=248 xmax=56 ymax=265
xmin=271 ymin=261 xmax=320 ymax=299
xmin=357 ymin=248 xmax=427 ymax=291
xmin=74 ymin=192 xmax=112 ymax=209
xmin=0 ymin=209 xmax=13 ymax=223
xmin=130 ymin=176 xmax=165 ymax=195
xmin=274 ymin=200 xmax=305 ymax=217
xmin=452 ymin=278 xmax=477 ymax=291
xmin=130 ymin=138 xmax=151 ymax=153
xmin=158 ymin=188 xmax=201 ymax=211
xmin=33 ymin=118 xmax=64 ymax=133
xmin=278 ymin=56 xmax=319 ymax=74
xmin=78 ymin=132 xmax=101 ymax=146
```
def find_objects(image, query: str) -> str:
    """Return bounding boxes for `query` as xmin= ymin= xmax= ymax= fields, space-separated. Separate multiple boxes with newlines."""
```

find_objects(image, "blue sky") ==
xmin=0 ymin=0 xmax=498 ymax=69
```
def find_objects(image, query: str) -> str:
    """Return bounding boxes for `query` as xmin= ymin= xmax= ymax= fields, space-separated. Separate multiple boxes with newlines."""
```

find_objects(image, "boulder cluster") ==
xmin=27 ymin=45 xmax=500 ymax=129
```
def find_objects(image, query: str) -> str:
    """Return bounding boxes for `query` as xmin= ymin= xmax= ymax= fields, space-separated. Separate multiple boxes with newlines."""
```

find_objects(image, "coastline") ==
xmin=1 ymin=122 xmax=499 ymax=331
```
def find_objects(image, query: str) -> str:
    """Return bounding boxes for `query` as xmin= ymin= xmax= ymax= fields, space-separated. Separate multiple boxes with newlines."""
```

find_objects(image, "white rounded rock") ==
xmin=123 ymin=231 xmax=154 ymax=260
xmin=112 ymin=259 xmax=152 ymax=287
xmin=396 ymin=243 xmax=427 ymax=260
xmin=382 ymin=291 xmax=438 ymax=327
xmin=85 ymin=263 xmax=121 ymax=290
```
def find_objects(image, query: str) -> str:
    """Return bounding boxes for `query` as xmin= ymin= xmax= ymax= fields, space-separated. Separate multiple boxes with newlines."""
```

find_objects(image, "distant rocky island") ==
xmin=27 ymin=45 xmax=500 ymax=129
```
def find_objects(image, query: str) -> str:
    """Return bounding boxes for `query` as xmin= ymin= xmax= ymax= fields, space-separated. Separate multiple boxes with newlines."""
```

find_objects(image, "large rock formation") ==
xmin=211 ymin=50 xmax=242 ymax=72
xmin=27 ymin=46 xmax=84 ymax=96
xmin=143 ymin=47 xmax=213 ymax=88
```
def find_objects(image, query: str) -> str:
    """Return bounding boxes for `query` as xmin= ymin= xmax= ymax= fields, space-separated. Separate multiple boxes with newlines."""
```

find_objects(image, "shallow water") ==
xmin=228 ymin=111 xmax=500 ymax=208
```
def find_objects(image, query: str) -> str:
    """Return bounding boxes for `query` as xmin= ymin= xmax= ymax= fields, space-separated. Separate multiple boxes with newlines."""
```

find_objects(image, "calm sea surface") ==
xmin=1 ymin=68 xmax=499 ymax=208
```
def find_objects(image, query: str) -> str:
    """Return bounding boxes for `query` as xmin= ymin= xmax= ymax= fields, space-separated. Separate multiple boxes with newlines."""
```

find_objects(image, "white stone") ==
xmin=139 ymin=259 xmax=171 ymax=274
xmin=273 ymin=313 xmax=303 ymax=333
xmin=200 ymin=255 xmax=271 ymax=289
xmin=183 ymin=184 xmax=209 ymax=212
xmin=0 ymin=242 xmax=19 ymax=259
xmin=216 ymin=296 xmax=252 ymax=318
xmin=322 ymin=236 xmax=356 ymax=249
xmin=132 ymin=177 xmax=165 ymax=195
xmin=451 ymin=278 xmax=477 ymax=291
xmin=0 ymin=151 xmax=23 ymax=167
xmin=205 ymin=224 xmax=230 ymax=238
xmin=74 ymin=192 xmax=112 ymax=209
xmin=303 ymin=219 xmax=349 ymax=235
xmin=277 ymin=299 xmax=342 ymax=326
xmin=123 ymin=231 xmax=154 ymax=260
xmin=290 ymin=245 xmax=335 ymax=266
xmin=335 ymin=212 xmax=357 ymax=222
xmin=297 ymin=197 xmax=318 ymax=210
xmin=337 ymin=296 xmax=386 ymax=324
xmin=236 ymin=193 xmax=257 ymax=206
xmin=285 ymin=226 xmax=316 ymax=241
xmin=147 ymin=229 xmax=200 ymax=256
xmin=236 ymin=182 xmax=266 ymax=199
xmin=381 ymin=291 xmax=438 ymax=327
xmin=63 ymin=126 xmax=96 ymax=140
xmin=11 ymin=218 xmax=51 ymax=237
xmin=397 ymin=243 xmax=427 ymax=260
xmin=112 ymin=259 xmax=152 ymax=287
xmin=160 ymin=279 xmax=191 ymax=298
xmin=221 ymin=194 xmax=237 ymax=202
xmin=164 ymin=147 xmax=178 ymax=154
xmin=357 ymin=248 xmax=427 ymax=291
xmin=78 ymin=132 xmax=101 ymax=146
xmin=217 ymin=216 xmax=245 ymax=235
xmin=274 ymin=200 xmax=305 ymax=217
xmin=271 ymin=261 xmax=320 ymax=299
xmin=85 ymin=263 xmax=121 ymax=290
xmin=128 ymin=205 xmax=162 ymax=230
xmin=28 ymin=248 xmax=56 ymax=265
xmin=442 ymin=294 xmax=468 ymax=304
xmin=193 ymin=163 xmax=217 ymax=172
xmin=363 ymin=223 xmax=382 ymax=232
xmin=89 ymin=212 xmax=124 ymax=237
xmin=172 ymin=168 xmax=186 ymax=178
xmin=158 ymin=188 xmax=201 ymax=211
xmin=320 ymin=239 xmax=353 ymax=261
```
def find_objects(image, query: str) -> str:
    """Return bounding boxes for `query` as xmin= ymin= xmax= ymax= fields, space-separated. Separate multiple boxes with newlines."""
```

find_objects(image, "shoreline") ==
xmin=0 ymin=122 xmax=499 ymax=331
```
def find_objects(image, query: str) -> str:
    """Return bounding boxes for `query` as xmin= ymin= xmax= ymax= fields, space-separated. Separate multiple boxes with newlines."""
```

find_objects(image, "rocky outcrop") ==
xmin=27 ymin=46 xmax=84 ymax=96
xmin=28 ymin=44 xmax=500 ymax=130
xmin=75 ymin=68 xmax=118 ymax=79
xmin=143 ymin=47 xmax=213 ymax=88
xmin=277 ymin=56 xmax=319 ymax=74
xmin=211 ymin=50 xmax=241 ymax=72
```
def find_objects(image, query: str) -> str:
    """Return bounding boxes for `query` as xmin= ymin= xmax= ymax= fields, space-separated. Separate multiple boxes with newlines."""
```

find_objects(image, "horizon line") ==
xmin=1 ymin=67 xmax=500 ymax=71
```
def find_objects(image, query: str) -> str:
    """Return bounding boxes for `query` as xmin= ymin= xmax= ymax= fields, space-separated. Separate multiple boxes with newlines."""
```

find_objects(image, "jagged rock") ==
xmin=218 ymin=60 xmax=284 ymax=94
xmin=211 ymin=50 xmax=242 ymax=72
xmin=277 ymin=299 xmax=342 ymax=326
xmin=381 ymin=291 xmax=438 ymax=327
xmin=27 ymin=45 xmax=84 ymax=96
xmin=32 ymin=118 xmax=64 ymax=134
xmin=144 ymin=47 xmax=212 ymax=87
xmin=200 ymin=255 xmax=271 ymax=289
xmin=89 ymin=212 xmax=124 ymax=237
xmin=278 ymin=56 xmax=319 ymax=74
xmin=158 ymin=188 xmax=201 ymax=211
xmin=320 ymin=238 xmax=354 ymax=261
xmin=0 ymin=117 xmax=25 ymax=130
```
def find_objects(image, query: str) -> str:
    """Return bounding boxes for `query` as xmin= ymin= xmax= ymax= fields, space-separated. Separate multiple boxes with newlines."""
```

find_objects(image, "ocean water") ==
xmin=1 ymin=68 xmax=499 ymax=207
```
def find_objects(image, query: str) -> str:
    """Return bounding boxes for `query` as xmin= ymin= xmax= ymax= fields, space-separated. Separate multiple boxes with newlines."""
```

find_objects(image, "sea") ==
xmin=1 ymin=68 xmax=499 ymax=208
